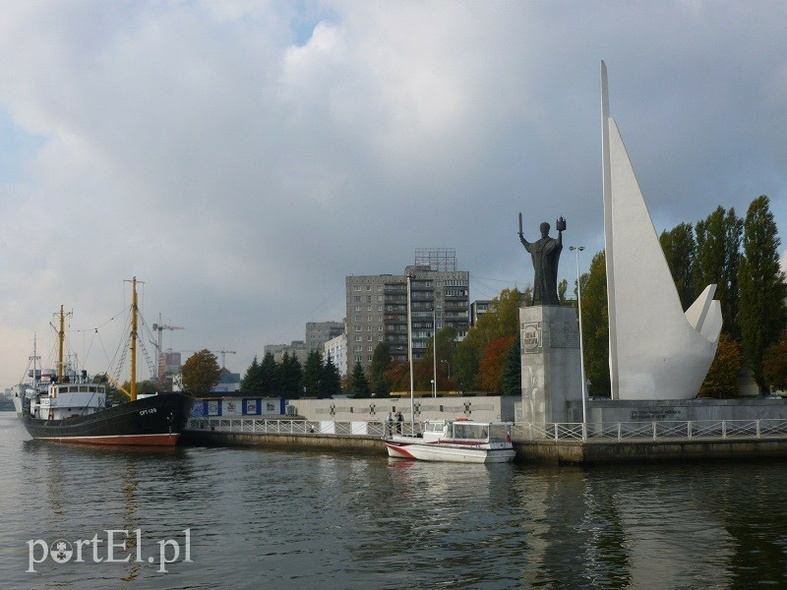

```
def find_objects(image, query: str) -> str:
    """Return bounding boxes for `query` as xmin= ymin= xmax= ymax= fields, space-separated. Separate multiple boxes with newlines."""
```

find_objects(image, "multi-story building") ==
xmin=345 ymin=249 xmax=469 ymax=371
xmin=305 ymin=321 xmax=344 ymax=353
xmin=470 ymin=300 xmax=492 ymax=327
xmin=324 ymin=333 xmax=348 ymax=377
xmin=263 ymin=341 xmax=308 ymax=365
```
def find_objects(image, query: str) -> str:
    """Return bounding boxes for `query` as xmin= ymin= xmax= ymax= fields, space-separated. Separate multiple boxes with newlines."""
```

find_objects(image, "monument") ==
xmin=518 ymin=213 xmax=565 ymax=306
xmin=600 ymin=61 xmax=722 ymax=401
xmin=518 ymin=215 xmax=583 ymax=424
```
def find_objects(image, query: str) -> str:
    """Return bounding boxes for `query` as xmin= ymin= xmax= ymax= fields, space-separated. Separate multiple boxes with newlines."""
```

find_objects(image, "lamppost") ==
xmin=569 ymin=246 xmax=588 ymax=427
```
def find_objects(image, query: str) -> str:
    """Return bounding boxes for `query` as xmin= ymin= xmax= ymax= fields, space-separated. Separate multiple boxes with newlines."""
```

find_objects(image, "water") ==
xmin=2 ymin=411 xmax=787 ymax=589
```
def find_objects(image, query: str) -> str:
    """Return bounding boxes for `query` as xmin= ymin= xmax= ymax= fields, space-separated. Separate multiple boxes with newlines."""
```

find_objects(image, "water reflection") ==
xmin=5 ymin=414 xmax=787 ymax=589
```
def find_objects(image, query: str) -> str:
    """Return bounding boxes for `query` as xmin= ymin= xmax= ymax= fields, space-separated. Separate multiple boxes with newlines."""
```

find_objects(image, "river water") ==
xmin=1 ymin=411 xmax=787 ymax=589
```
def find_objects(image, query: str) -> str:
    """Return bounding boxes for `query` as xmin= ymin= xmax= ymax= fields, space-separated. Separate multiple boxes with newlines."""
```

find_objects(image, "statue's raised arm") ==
xmin=518 ymin=212 xmax=531 ymax=248
xmin=555 ymin=216 xmax=566 ymax=246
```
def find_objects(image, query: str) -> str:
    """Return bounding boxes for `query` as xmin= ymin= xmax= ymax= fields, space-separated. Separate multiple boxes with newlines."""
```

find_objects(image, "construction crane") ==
xmin=151 ymin=314 xmax=184 ymax=386
xmin=215 ymin=349 xmax=236 ymax=368
xmin=181 ymin=348 xmax=237 ymax=368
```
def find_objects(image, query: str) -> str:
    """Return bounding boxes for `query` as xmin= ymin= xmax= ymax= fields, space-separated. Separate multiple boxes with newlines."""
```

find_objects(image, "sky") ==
xmin=2 ymin=1 xmax=787 ymax=386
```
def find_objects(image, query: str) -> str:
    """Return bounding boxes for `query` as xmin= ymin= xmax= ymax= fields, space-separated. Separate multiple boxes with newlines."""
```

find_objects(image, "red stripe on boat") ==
xmin=36 ymin=433 xmax=180 ymax=447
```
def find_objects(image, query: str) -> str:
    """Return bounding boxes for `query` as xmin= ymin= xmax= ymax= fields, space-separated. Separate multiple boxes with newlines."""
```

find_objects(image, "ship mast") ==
xmin=57 ymin=305 xmax=66 ymax=382
xmin=130 ymin=277 xmax=138 ymax=402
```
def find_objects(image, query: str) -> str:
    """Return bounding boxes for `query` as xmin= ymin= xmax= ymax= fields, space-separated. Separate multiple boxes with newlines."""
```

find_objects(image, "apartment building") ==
xmin=345 ymin=249 xmax=469 ymax=371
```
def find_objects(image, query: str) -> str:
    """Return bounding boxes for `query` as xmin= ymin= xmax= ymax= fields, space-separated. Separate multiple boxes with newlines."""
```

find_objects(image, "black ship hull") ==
xmin=22 ymin=393 xmax=194 ymax=446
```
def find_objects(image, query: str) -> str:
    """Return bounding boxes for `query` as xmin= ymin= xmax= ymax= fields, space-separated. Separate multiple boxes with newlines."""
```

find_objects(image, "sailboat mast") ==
xmin=130 ymin=277 xmax=138 ymax=401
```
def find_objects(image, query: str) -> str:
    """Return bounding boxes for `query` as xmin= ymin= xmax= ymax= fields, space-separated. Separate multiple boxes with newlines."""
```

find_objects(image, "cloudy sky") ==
xmin=1 ymin=1 xmax=786 ymax=386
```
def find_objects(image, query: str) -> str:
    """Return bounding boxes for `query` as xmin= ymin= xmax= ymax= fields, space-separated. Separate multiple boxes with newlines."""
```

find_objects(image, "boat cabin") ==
xmin=29 ymin=382 xmax=107 ymax=421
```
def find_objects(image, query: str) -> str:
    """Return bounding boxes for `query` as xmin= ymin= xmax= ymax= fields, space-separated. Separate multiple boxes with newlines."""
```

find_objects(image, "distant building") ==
xmin=345 ymin=248 xmax=469 ymax=372
xmin=470 ymin=300 xmax=491 ymax=327
xmin=324 ymin=333 xmax=348 ymax=377
xmin=212 ymin=369 xmax=241 ymax=393
xmin=305 ymin=321 xmax=344 ymax=353
xmin=264 ymin=341 xmax=308 ymax=365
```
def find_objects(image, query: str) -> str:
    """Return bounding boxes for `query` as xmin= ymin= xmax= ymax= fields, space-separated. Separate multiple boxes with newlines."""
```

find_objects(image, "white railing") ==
xmin=186 ymin=418 xmax=787 ymax=443
xmin=187 ymin=418 xmax=421 ymax=438
xmin=511 ymin=419 xmax=787 ymax=442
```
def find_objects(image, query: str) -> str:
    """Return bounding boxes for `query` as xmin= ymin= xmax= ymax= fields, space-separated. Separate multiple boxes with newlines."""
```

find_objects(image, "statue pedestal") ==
xmin=520 ymin=305 xmax=583 ymax=424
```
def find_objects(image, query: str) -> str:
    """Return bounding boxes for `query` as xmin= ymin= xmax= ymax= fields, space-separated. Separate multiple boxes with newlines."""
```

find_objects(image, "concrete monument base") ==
xmin=520 ymin=305 xmax=583 ymax=424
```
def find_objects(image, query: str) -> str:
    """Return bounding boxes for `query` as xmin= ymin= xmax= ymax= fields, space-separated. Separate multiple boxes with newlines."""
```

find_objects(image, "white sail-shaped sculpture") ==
xmin=601 ymin=62 xmax=722 ymax=400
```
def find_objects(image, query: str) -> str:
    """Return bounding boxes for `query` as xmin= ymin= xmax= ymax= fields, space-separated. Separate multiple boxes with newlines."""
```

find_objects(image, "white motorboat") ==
xmin=385 ymin=419 xmax=516 ymax=463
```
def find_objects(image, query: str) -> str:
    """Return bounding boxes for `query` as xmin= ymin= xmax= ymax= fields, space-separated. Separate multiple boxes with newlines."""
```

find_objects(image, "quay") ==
xmin=181 ymin=417 xmax=787 ymax=465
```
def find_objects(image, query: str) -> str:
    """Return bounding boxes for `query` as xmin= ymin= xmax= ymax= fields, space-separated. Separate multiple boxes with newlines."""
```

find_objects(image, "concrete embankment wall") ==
xmin=181 ymin=429 xmax=386 ymax=455
xmin=183 ymin=428 xmax=787 ymax=465
xmin=516 ymin=438 xmax=787 ymax=465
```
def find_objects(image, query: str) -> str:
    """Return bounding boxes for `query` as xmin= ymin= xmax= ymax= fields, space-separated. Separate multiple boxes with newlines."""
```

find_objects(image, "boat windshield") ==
xmin=451 ymin=423 xmax=489 ymax=441
xmin=451 ymin=423 xmax=510 ymax=442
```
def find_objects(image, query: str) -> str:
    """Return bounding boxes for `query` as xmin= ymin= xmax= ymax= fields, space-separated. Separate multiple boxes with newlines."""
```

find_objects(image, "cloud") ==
xmin=0 ymin=1 xmax=786 ymax=384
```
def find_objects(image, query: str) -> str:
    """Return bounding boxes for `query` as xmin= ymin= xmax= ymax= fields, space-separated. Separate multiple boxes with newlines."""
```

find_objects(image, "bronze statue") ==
xmin=518 ymin=213 xmax=565 ymax=306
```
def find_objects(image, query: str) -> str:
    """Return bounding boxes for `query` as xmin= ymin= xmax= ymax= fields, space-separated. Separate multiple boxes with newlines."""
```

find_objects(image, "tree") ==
xmin=695 ymin=206 xmax=743 ymax=336
xmin=414 ymin=327 xmax=458 ymax=393
xmin=181 ymin=349 xmax=221 ymax=396
xmin=278 ymin=352 xmax=303 ymax=398
xmin=321 ymin=354 xmax=342 ymax=397
xmin=581 ymin=251 xmax=610 ymax=397
xmin=738 ymin=196 xmax=787 ymax=392
xmin=502 ymin=332 xmax=522 ymax=396
xmin=302 ymin=350 xmax=324 ymax=396
xmin=240 ymin=356 xmax=263 ymax=392
xmin=455 ymin=288 xmax=522 ymax=390
xmin=259 ymin=351 xmax=280 ymax=394
xmin=660 ymin=222 xmax=696 ymax=310
xmin=350 ymin=360 xmax=370 ymax=397
xmin=698 ymin=333 xmax=744 ymax=398
xmin=763 ymin=333 xmax=787 ymax=392
xmin=383 ymin=360 xmax=410 ymax=393
xmin=369 ymin=342 xmax=393 ymax=396
xmin=477 ymin=336 xmax=515 ymax=393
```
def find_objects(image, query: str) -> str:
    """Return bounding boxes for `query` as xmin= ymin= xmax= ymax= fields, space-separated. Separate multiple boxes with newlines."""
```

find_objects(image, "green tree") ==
xmin=660 ymin=222 xmax=696 ymax=310
xmin=695 ymin=206 xmax=743 ymax=336
xmin=350 ymin=360 xmax=370 ymax=397
xmin=414 ymin=327 xmax=458 ymax=393
xmin=181 ymin=349 xmax=221 ymax=396
xmin=302 ymin=350 xmax=324 ymax=397
xmin=259 ymin=351 xmax=280 ymax=394
xmin=278 ymin=352 xmax=303 ymax=398
xmin=369 ymin=342 xmax=393 ymax=396
xmin=581 ymin=251 xmax=610 ymax=397
xmin=698 ymin=333 xmax=744 ymax=398
xmin=738 ymin=195 xmax=787 ymax=393
xmin=321 ymin=354 xmax=342 ymax=397
xmin=240 ymin=356 xmax=263 ymax=392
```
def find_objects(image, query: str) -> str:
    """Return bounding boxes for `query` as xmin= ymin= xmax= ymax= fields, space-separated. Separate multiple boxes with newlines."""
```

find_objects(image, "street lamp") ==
xmin=569 ymin=246 xmax=587 ymax=427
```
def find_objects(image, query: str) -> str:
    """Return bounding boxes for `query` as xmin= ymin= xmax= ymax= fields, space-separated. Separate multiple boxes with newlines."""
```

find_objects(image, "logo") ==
xmin=27 ymin=529 xmax=191 ymax=573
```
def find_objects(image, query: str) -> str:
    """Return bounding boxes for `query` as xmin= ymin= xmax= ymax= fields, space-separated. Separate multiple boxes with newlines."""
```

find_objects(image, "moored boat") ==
xmin=20 ymin=278 xmax=194 ymax=446
xmin=385 ymin=419 xmax=516 ymax=463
